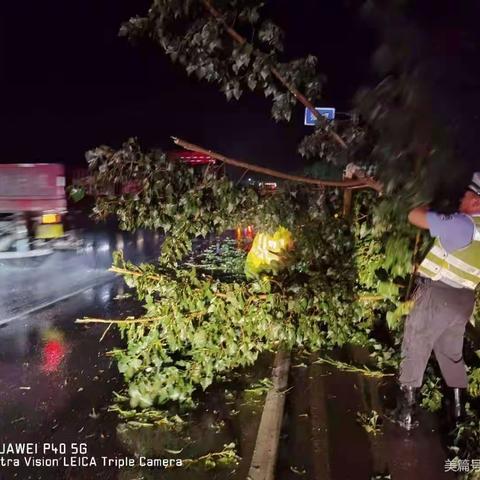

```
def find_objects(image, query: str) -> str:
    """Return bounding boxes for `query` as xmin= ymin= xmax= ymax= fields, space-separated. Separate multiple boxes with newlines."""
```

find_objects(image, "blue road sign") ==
xmin=304 ymin=107 xmax=336 ymax=126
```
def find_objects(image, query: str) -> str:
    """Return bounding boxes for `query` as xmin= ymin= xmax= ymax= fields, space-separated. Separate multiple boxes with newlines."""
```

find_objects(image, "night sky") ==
xmin=0 ymin=1 xmax=479 ymax=172
xmin=0 ymin=0 xmax=375 ymax=171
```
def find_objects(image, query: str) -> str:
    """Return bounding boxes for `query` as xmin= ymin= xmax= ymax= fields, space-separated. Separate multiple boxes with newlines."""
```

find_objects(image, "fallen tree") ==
xmin=77 ymin=1 xmax=480 ymax=474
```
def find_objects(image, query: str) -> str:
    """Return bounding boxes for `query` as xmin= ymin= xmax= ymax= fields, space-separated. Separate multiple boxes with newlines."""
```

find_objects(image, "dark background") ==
xmin=0 ymin=0 xmax=479 ymax=172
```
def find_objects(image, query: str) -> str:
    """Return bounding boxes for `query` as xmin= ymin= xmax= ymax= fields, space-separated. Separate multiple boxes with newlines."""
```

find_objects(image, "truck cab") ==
xmin=0 ymin=163 xmax=69 ymax=259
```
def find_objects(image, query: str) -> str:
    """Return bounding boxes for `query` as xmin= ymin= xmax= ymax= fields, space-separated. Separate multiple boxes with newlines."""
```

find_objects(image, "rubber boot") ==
xmin=386 ymin=384 xmax=419 ymax=431
xmin=452 ymin=387 xmax=465 ymax=422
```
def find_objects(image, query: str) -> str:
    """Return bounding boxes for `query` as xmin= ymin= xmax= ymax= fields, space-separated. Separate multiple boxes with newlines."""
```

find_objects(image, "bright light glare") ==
xmin=98 ymin=243 xmax=110 ymax=252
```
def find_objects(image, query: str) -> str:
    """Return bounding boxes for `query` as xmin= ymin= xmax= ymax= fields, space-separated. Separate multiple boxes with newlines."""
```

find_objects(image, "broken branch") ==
xmin=172 ymin=137 xmax=374 ymax=189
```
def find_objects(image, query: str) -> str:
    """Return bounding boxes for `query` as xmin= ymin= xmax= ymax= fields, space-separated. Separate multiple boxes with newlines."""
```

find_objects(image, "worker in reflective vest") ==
xmin=390 ymin=172 xmax=480 ymax=430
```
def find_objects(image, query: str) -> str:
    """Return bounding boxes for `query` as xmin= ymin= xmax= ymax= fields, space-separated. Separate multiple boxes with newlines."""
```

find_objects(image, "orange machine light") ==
xmin=41 ymin=213 xmax=61 ymax=224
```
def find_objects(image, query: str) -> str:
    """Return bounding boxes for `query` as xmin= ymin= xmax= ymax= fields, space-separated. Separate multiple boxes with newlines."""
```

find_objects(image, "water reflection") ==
xmin=136 ymin=231 xmax=145 ymax=252
xmin=0 ymin=228 xmax=163 ymax=323
xmin=383 ymin=420 xmax=454 ymax=479
xmin=99 ymin=284 xmax=112 ymax=305
xmin=40 ymin=328 xmax=68 ymax=374
xmin=116 ymin=232 xmax=124 ymax=250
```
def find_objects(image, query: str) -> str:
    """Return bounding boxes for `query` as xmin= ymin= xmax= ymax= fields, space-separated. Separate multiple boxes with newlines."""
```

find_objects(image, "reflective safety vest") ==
xmin=249 ymin=233 xmax=283 ymax=263
xmin=244 ymin=227 xmax=293 ymax=278
xmin=418 ymin=215 xmax=480 ymax=290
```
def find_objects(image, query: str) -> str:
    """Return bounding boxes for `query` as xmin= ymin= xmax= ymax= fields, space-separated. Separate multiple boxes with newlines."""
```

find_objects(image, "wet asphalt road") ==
xmin=277 ymin=349 xmax=456 ymax=480
xmin=0 ymin=270 xmax=265 ymax=480
xmin=0 ymin=227 xmax=161 ymax=324
xmin=0 ymin=227 xmax=245 ymax=480
xmin=0 ymin=277 xmax=147 ymax=480
xmin=0 ymin=227 xmax=161 ymax=480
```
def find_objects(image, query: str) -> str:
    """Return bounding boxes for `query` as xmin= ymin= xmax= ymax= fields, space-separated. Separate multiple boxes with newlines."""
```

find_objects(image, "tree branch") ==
xmin=172 ymin=136 xmax=375 ymax=189
xmin=109 ymin=266 xmax=163 ymax=281
xmin=201 ymin=0 xmax=348 ymax=150
xmin=76 ymin=317 xmax=161 ymax=325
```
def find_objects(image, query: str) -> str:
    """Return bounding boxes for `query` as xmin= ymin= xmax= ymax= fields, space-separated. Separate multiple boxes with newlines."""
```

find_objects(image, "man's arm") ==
xmin=409 ymin=208 xmax=475 ymax=253
xmin=408 ymin=206 xmax=429 ymax=229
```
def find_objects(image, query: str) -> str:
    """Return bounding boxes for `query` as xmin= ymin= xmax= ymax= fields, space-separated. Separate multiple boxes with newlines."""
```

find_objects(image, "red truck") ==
xmin=0 ymin=164 xmax=70 ymax=259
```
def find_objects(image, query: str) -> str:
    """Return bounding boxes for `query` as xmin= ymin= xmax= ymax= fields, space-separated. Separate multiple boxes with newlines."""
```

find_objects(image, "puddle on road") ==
xmin=277 ymin=348 xmax=456 ymax=480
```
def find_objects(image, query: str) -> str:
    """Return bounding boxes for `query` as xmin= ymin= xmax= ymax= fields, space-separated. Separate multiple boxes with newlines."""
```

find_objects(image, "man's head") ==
xmin=460 ymin=172 xmax=480 ymax=214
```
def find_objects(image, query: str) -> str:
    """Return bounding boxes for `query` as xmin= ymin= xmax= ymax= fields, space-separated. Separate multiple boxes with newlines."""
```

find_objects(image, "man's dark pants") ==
xmin=399 ymin=278 xmax=476 ymax=388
